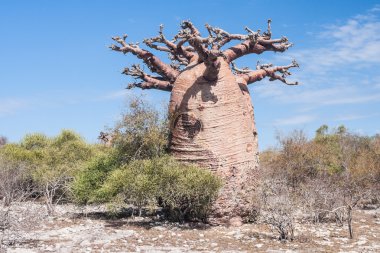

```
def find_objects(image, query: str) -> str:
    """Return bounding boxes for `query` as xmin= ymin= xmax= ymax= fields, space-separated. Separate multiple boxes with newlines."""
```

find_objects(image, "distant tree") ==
xmin=316 ymin=124 xmax=329 ymax=137
xmin=1 ymin=131 xmax=95 ymax=215
xmin=31 ymin=130 xmax=94 ymax=215
xmin=0 ymin=136 xmax=7 ymax=147
xmin=336 ymin=125 xmax=347 ymax=135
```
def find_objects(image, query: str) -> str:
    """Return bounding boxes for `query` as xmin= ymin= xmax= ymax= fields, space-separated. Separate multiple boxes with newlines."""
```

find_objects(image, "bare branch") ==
xmin=127 ymin=81 xmax=172 ymax=91
xmin=263 ymin=19 xmax=272 ymax=39
xmin=234 ymin=60 xmax=299 ymax=85
xmin=110 ymin=35 xmax=179 ymax=82
xmin=231 ymin=62 xmax=251 ymax=74
xmin=181 ymin=20 xmax=201 ymax=36
xmin=123 ymin=64 xmax=173 ymax=91
xmin=143 ymin=24 xmax=196 ymax=64
xmin=205 ymin=24 xmax=249 ymax=50
xmin=223 ymin=21 xmax=293 ymax=63
xmin=143 ymin=24 xmax=178 ymax=52
xmin=111 ymin=20 xmax=297 ymax=87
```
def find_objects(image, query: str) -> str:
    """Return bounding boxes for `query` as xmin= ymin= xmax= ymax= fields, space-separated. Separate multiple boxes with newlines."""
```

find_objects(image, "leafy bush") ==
xmin=109 ymin=97 xmax=168 ymax=163
xmin=73 ymin=155 xmax=222 ymax=222
xmin=70 ymin=150 xmax=122 ymax=204
xmin=92 ymin=158 xmax=159 ymax=215
xmin=157 ymin=157 xmax=222 ymax=222
xmin=0 ymin=130 xmax=96 ymax=214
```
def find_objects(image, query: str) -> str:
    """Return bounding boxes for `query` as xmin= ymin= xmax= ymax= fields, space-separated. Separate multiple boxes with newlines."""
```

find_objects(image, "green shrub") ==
xmin=110 ymin=97 xmax=169 ymax=163
xmin=157 ymin=157 xmax=222 ymax=222
xmin=92 ymin=159 xmax=159 ymax=215
xmin=74 ymin=155 xmax=222 ymax=222
xmin=0 ymin=130 xmax=97 ymax=214
xmin=70 ymin=150 xmax=119 ymax=204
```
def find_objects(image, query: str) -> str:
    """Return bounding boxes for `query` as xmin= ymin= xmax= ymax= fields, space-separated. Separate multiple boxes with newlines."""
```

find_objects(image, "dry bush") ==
xmin=261 ymin=125 xmax=380 ymax=239
xmin=0 ymin=156 xmax=33 ymax=207
xmin=0 ymin=156 xmax=41 ymax=249
xmin=260 ymin=176 xmax=295 ymax=241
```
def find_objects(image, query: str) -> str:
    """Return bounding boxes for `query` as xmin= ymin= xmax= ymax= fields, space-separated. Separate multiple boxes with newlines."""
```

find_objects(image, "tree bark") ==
xmin=168 ymin=58 xmax=259 ymax=223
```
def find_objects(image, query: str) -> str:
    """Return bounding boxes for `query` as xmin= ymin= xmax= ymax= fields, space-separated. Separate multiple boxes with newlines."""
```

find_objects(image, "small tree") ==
xmin=32 ymin=130 xmax=94 ymax=215
xmin=0 ymin=131 xmax=95 ymax=215
xmin=0 ymin=136 xmax=7 ymax=147
xmin=260 ymin=175 xmax=295 ymax=241
xmin=109 ymin=97 xmax=168 ymax=163
xmin=0 ymin=155 xmax=31 ymax=207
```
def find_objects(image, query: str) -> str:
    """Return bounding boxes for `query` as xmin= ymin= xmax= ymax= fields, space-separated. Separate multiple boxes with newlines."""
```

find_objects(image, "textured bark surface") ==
xmin=169 ymin=59 xmax=259 ymax=222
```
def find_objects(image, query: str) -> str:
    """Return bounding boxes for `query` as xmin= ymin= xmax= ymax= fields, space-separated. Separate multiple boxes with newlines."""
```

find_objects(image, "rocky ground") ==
xmin=1 ymin=202 xmax=380 ymax=253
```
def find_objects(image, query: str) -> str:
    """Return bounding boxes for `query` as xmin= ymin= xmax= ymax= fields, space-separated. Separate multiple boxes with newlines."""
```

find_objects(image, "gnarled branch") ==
xmin=123 ymin=64 xmax=173 ymax=91
xmin=180 ymin=21 xmax=214 ymax=63
xmin=223 ymin=20 xmax=293 ymax=63
xmin=111 ymin=20 xmax=298 ymax=89
xmin=233 ymin=60 xmax=299 ymax=85
xmin=205 ymin=24 xmax=255 ymax=50
xmin=110 ymin=35 xmax=179 ymax=82
xmin=143 ymin=24 xmax=196 ymax=64
xmin=127 ymin=81 xmax=173 ymax=91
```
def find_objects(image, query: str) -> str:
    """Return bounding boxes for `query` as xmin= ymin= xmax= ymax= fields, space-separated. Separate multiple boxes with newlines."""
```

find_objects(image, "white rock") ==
xmin=211 ymin=242 xmax=218 ymax=247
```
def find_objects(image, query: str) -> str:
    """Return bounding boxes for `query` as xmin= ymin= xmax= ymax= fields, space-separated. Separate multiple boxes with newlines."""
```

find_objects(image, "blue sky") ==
xmin=1 ymin=0 xmax=380 ymax=150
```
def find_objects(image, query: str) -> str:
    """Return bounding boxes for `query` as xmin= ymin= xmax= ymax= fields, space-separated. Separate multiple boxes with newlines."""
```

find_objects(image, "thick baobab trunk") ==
xmin=110 ymin=20 xmax=299 ymax=224
xmin=169 ymin=58 xmax=259 ymax=223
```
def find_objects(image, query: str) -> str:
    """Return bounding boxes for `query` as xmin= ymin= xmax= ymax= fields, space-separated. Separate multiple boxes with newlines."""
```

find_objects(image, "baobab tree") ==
xmin=110 ymin=20 xmax=299 ymax=224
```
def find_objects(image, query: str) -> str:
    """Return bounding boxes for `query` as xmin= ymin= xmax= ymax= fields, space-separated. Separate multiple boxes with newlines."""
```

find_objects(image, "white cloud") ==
xmin=254 ymin=83 xmax=380 ymax=108
xmin=274 ymin=115 xmax=316 ymax=126
xmin=100 ymin=90 xmax=130 ymax=100
xmin=322 ymin=93 xmax=380 ymax=105
xmin=0 ymin=88 xmax=130 ymax=118
xmin=268 ymin=7 xmax=380 ymax=79
xmin=254 ymin=7 xmax=380 ymax=110
xmin=297 ymin=12 xmax=380 ymax=72
xmin=370 ymin=5 xmax=380 ymax=12
xmin=334 ymin=113 xmax=380 ymax=122
xmin=0 ymin=98 xmax=28 ymax=117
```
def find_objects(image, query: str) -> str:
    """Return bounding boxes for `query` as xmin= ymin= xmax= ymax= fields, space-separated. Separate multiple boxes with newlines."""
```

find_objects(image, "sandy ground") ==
xmin=1 ymin=203 xmax=380 ymax=253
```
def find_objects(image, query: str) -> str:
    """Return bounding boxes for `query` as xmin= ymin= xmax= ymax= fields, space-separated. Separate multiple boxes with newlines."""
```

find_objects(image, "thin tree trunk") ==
xmin=347 ymin=205 xmax=353 ymax=239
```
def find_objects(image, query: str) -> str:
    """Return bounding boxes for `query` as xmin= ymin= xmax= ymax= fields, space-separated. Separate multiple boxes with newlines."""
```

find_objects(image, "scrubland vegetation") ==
xmin=1 ymin=98 xmax=380 ymax=249
xmin=0 ymin=98 xmax=221 ymax=226
xmin=260 ymin=125 xmax=380 ymax=240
